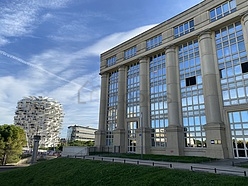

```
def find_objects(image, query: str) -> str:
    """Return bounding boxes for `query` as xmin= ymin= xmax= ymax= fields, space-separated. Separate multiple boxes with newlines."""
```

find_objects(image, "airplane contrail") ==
xmin=0 ymin=50 xmax=92 ymax=91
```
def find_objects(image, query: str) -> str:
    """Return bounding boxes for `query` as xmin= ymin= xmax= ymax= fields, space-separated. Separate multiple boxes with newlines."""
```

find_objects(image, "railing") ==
xmin=80 ymin=156 xmax=173 ymax=168
xmin=190 ymin=166 xmax=247 ymax=177
xmin=67 ymin=156 xmax=247 ymax=177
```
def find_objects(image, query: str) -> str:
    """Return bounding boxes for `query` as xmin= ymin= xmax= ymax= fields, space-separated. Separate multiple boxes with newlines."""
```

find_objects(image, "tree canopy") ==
xmin=0 ymin=124 xmax=27 ymax=165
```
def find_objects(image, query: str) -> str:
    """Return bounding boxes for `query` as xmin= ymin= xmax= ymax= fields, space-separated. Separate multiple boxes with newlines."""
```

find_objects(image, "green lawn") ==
xmin=239 ymin=163 xmax=248 ymax=168
xmin=0 ymin=158 xmax=247 ymax=186
xmin=90 ymin=152 xmax=215 ymax=163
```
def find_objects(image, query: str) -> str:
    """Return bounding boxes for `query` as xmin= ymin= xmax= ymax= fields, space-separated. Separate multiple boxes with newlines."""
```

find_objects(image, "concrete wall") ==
xmin=61 ymin=146 xmax=89 ymax=157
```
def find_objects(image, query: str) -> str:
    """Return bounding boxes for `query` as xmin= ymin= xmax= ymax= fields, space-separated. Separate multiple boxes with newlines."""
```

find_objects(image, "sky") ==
xmin=0 ymin=0 xmax=203 ymax=138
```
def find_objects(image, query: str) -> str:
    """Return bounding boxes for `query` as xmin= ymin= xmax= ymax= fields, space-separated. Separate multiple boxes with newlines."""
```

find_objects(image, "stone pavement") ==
xmin=82 ymin=155 xmax=248 ymax=177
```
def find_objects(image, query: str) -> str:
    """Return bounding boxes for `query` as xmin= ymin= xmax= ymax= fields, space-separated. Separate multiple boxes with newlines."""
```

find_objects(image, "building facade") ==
xmin=67 ymin=125 xmax=97 ymax=142
xmin=15 ymin=96 xmax=64 ymax=148
xmin=96 ymin=0 xmax=248 ymax=159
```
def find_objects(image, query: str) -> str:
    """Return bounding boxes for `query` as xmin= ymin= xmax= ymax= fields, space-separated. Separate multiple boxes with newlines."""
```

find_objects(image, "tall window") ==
xmin=229 ymin=110 xmax=248 ymax=158
xmin=209 ymin=0 xmax=236 ymax=22
xmin=146 ymin=34 xmax=162 ymax=50
xmin=179 ymin=40 xmax=206 ymax=148
xmin=150 ymin=52 xmax=167 ymax=147
xmin=106 ymin=56 xmax=116 ymax=67
xmin=124 ymin=46 xmax=137 ymax=59
xmin=215 ymin=22 xmax=248 ymax=106
xmin=106 ymin=71 xmax=118 ymax=146
xmin=126 ymin=63 xmax=140 ymax=118
xmin=174 ymin=20 xmax=194 ymax=38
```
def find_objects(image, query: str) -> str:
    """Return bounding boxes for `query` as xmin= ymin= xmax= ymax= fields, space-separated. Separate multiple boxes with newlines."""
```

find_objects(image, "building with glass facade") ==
xmin=95 ymin=0 xmax=248 ymax=159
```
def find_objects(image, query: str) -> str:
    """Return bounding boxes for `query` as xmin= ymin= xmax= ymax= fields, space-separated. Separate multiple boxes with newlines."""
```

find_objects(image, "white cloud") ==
xmin=0 ymin=76 xmax=33 ymax=124
xmin=83 ymin=24 xmax=157 ymax=56
xmin=41 ymin=13 xmax=54 ymax=21
xmin=32 ymin=0 xmax=71 ymax=9
xmin=46 ymin=10 xmax=111 ymax=43
xmin=0 ymin=37 xmax=9 ymax=46
xmin=0 ymin=0 xmax=71 ymax=46
xmin=48 ymin=21 xmax=92 ymax=42
xmin=0 ymin=48 xmax=100 ymax=136
xmin=0 ymin=6 xmax=37 ymax=37
xmin=0 ymin=17 xmax=159 ymax=137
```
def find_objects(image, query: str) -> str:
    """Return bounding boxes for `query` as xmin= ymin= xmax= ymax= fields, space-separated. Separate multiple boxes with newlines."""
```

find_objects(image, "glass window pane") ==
xmin=231 ymin=44 xmax=237 ymax=53
xmin=233 ymin=112 xmax=241 ymax=122
xmin=216 ymin=6 xmax=222 ymax=15
xmin=230 ymin=0 xmax=236 ymax=10
xmin=237 ymin=87 xmax=245 ymax=98
xmin=238 ymin=41 xmax=245 ymax=51
xmin=223 ymin=3 xmax=228 ymax=12
xmin=241 ymin=111 xmax=248 ymax=122
xmin=189 ymin=20 xmax=194 ymax=27
xmin=210 ymin=9 xmax=215 ymax=18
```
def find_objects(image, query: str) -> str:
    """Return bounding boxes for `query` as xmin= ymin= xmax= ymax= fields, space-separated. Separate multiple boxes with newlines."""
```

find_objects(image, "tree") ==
xmin=0 ymin=124 xmax=26 ymax=165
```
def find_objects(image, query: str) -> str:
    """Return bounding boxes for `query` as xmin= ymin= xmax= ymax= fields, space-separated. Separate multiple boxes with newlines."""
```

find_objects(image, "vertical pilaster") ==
xmin=113 ymin=66 xmax=126 ymax=153
xmin=136 ymin=57 xmax=151 ymax=154
xmin=165 ymin=46 xmax=184 ymax=156
xmin=242 ymin=13 xmax=248 ymax=54
xmin=199 ymin=31 xmax=228 ymax=159
xmin=139 ymin=58 xmax=149 ymax=128
xmin=95 ymin=73 xmax=108 ymax=151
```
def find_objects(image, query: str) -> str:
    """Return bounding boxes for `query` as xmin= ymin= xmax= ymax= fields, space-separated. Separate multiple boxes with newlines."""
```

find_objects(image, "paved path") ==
xmin=78 ymin=156 xmax=248 ymax=177
xmin=0 ymin=164 xmax=29 ymax=172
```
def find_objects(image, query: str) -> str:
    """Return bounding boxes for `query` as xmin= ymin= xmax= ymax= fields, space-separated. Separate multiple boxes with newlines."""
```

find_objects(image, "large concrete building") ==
xmin=96 ymin=0 xmax=248 ymax=159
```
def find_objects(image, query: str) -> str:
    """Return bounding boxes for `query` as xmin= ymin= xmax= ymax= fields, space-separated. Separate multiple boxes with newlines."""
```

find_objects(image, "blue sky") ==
xmin=0 ymin=0 xmax=202 ymax=138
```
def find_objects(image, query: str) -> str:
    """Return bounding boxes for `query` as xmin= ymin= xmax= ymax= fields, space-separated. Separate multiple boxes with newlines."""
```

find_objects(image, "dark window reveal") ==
xmin=241 ymin=62 xmax=248 ymax=73
xmin=186 ymin=76 xmax=196 ymax=86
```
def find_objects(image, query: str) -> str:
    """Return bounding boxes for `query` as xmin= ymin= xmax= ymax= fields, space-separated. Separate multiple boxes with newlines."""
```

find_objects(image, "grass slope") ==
xmin=0 ymin=158 xmax=247 ymax=186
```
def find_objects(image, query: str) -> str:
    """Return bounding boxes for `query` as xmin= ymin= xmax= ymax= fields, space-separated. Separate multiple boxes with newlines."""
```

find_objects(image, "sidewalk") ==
xmin=0 ymin=164 xmax=29 ymax=172
xmin=83 ymin=155 xmax=248 ymax=177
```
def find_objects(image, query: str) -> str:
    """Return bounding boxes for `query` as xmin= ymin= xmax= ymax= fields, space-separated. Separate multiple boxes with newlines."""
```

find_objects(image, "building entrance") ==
xmin=228 ymin=111 xmax=248 ymax=158
xmin=127 ymin=121 xmax=138 ymax=153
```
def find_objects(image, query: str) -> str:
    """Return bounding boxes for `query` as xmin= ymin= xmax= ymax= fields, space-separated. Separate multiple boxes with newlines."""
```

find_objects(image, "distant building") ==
xmin=96 ymin=0 xmax=248 ymax=159
xmin=14 ymin=96 xmax=64 ymax=148
xmin=67 ymin=125 xmax=97 ymax=142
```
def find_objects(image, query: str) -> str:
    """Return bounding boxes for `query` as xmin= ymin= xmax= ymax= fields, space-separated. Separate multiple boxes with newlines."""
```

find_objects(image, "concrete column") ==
xmin=198 ymin=31 xmax=228 ymax=159
xmin=136 ymin=57 xmax=151 ymax=154
xmin=166 ymin=46 xmax=180 ymax=127
xmin=139 ymin=58 xmax=149 ymax=128
xmin=113 ymin=66 xmax=126 ymax=153
xmin=95 ymin=73 xmax=108 ymax=151
xmin=165 ymin=46 xmax=184 ymax=156
xmin=31 ymin=135 xmax=41 ymax=164
xmin=242 ymin=13 xmax=248 ymax=53
xmin=116 ymin=66 xmax=125 ymax=130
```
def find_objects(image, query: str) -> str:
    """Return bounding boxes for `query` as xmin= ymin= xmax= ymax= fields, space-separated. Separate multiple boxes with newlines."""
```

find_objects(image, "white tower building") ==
xmin=14 ymin=96 xmax=64 ymax=148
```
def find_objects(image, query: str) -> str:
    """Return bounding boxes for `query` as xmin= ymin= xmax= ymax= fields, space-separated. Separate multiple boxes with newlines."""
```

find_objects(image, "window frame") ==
xmin=124 ymin=46 xmax=137 ymax=60
xmin=174 ymin=19 xmax=195 ymax=38
xmin=106 ymin=56 xmax=117 ymax=67
xmin=146 ymin=34 xmax=162 ymax=50
xmin=209 ymin=0 xmax=236 ymax=22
